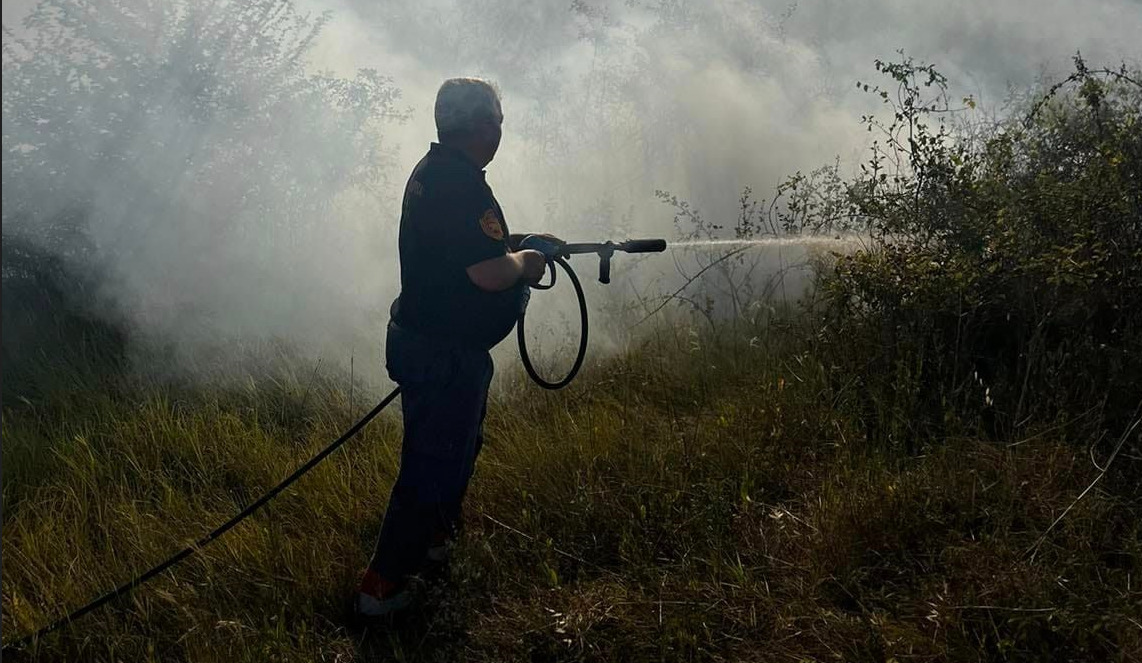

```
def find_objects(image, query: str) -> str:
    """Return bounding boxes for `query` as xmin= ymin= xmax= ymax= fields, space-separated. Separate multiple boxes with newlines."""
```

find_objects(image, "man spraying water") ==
xmin=355 ymin=78 xmax=555 ymax=618
xmin=1 ymin=74 xmax=667 ymax=651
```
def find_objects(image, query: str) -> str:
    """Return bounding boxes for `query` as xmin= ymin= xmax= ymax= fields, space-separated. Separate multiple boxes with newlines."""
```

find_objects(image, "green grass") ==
xmin=2 ymin=318 xmax=1140 ymax=662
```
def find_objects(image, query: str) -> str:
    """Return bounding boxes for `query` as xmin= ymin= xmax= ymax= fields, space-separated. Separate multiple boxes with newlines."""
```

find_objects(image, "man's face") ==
xmin=477 ymin=101 xmax=504 ymax=166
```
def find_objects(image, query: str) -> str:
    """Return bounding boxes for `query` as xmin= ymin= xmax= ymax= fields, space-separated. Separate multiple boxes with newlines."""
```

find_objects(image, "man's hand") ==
xmin=519 ymin=249 xmax=548 ymax=282
xmin=467 ymin=249 xmax=548 ymax=292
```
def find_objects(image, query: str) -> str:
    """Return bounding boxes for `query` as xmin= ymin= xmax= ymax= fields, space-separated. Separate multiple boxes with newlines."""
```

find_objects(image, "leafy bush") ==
xmin=815 ymin=55 xmax=1142 ymax=449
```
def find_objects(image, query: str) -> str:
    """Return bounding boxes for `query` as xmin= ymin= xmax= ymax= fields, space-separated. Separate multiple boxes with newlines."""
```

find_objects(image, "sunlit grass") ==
xmin=2 ymin=317 xmax=1139 ymax=662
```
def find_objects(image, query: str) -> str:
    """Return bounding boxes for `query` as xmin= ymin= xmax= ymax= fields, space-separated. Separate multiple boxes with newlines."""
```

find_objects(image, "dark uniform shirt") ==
xmin=390 ymin=142 xmax=525 ymax=349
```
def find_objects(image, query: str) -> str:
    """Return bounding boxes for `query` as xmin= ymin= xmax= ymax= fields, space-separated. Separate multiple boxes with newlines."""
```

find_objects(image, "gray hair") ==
xmin=434 ymin=78 xmax=501 ymax=136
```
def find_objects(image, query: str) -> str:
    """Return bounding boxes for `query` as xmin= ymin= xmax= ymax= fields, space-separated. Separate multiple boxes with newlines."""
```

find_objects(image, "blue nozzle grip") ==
xmin=518 ymin=235 xmax=563 ymax=257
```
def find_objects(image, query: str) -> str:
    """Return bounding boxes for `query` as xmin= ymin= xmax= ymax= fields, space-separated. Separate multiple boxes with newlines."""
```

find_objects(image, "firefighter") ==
xmin=356 ymin=78 xmax=555 ymax=617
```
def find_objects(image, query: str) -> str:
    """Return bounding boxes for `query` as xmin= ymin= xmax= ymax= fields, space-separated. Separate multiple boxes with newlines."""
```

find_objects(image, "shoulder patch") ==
xmin=479 ymin=209 xmax=505 ymax=240
xmin=407 ymin=180 xmax=424 ymax=197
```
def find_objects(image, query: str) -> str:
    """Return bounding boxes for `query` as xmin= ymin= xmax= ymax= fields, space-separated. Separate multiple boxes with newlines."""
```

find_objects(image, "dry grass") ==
xmin=2 ymin=319 xmax=1140 ymax=662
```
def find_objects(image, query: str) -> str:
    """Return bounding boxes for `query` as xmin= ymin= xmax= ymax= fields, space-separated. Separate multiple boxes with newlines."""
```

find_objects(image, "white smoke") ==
xmin=3 ymin=0 xmax=1139 ymax=384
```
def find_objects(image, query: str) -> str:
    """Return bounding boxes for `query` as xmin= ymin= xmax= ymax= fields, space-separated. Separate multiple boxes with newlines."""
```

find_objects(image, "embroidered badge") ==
xmin=479 ymin=209 xmax=504 ymax=240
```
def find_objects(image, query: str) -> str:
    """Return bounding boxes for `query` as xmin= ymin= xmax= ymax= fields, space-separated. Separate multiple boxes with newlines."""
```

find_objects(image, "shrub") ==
xmin=816 ymin=55 xmax=1142 ymax=450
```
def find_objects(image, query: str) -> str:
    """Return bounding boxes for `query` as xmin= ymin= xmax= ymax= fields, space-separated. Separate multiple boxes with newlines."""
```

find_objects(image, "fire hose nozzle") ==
xmin=618 ymin=238 xmax=667 ymax=253
xmin=519 ymin=235 xmax=667 ymax=284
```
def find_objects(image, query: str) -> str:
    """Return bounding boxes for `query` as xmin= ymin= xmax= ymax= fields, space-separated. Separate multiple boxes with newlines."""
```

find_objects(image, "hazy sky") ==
xmin=298 ymin=0 xmax=1142 ymax=232
xmin=7 ymin=0 xmax=1138 ymax=232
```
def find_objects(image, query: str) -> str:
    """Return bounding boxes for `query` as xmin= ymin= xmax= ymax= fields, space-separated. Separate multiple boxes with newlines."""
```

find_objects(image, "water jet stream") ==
xmin=668 ymin=236 xmax=865 ymax=249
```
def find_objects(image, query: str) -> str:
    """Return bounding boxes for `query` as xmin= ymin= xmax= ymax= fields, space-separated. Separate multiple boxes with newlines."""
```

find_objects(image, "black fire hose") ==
xmin=515 ymin=237 xmax=665 ymax=389
xmin=2 ymin=387 xmax=402 ymax=655
xmin=2 ymin=237 xmax=664 ymax=655
xmin=517 ymin=255 xmax=588 ymax=389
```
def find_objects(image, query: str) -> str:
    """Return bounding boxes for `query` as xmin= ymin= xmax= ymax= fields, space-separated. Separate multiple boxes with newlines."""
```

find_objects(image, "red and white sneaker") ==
xmin=355 ymin=568 xmax=413 ymax=618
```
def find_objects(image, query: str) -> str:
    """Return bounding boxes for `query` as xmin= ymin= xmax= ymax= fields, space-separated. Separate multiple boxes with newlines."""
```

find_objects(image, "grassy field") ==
xmin=3 ymin=310 xmax=1139 ymax=662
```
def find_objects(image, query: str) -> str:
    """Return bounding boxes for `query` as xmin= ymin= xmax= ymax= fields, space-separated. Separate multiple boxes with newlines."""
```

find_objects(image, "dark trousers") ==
xmin=368 ymin=321 xmax=493 ymax=581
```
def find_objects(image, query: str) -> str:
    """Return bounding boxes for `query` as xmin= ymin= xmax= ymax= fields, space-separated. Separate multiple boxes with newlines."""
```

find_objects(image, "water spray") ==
xmin=668 ymin=235 xmax=865 ymax=249
xmin=513 ymin=234 xmax=862 ymax=386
